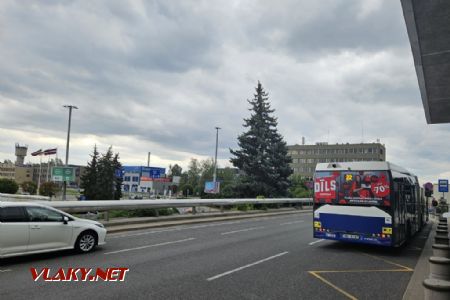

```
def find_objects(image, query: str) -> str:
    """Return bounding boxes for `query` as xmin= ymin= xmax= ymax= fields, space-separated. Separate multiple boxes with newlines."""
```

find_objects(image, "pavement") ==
xmin=402 ymin=217 xmax=436 ymax=299
xmin=0 ymin=211 xmax=433 ymax=300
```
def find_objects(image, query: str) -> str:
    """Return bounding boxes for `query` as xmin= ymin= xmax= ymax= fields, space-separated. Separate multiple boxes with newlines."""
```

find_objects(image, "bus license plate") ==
xmin=342 ymin=234 xmax=359 ymax=239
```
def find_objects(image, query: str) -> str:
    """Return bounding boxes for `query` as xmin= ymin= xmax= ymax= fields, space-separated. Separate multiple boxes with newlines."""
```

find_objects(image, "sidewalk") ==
xmin=101 ymin=208 xmax=312 ymax=233
xmin=403 ymin=217 xmax=437 ymax=299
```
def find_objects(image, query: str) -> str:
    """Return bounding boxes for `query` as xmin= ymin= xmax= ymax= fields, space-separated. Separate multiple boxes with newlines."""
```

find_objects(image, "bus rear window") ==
xmin=314 ymin=170 xmax=391 ymax=206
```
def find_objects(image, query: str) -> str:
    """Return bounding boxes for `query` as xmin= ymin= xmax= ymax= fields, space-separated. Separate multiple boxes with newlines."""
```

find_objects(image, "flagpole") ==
xmin=38 ymin=154 xmax=42 ymax=194
xmin=46 ymin=155 xmax=50 ymax=182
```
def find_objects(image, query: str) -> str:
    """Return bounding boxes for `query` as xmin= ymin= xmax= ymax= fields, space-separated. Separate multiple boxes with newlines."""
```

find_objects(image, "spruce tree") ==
xmin=97 ymin=147 xmax=114 ymax=200
xmin=230 ymin=82 xmax=292 ymax=197
xmin=81 ymin=145 xmax=99 ymax=200
xmin=112 ymin=153 xmax=123 ymax=200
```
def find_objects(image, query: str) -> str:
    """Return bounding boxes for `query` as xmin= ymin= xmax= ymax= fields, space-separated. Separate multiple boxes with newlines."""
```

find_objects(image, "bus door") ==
xmin=394 ymin=181 xmax=406 ymax=243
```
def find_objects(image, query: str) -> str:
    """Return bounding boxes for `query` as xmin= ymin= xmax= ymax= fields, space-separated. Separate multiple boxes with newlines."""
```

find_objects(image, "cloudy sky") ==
xmin=1 ymin=0 xmax=449 ymax=183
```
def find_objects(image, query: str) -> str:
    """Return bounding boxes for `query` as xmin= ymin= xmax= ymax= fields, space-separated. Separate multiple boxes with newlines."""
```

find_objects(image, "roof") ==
xmin=315 ymin=161 xmax=413 ymax=175
xmin=401 ymin=0 xmax=450 ymax=124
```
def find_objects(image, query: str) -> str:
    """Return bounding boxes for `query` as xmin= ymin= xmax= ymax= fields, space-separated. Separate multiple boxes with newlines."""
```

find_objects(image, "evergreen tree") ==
xmin=81 ymin=146 xmax=122 ymax=200
xmin=81 ymin=145 xmax=99 ymax=200
xmin=112 ymin=153 xmax=123 ymax=200
xmin=230 ymin=82 xmax=292 ymax=197
xmin=97 ymin=147 xmax=114 ymax=200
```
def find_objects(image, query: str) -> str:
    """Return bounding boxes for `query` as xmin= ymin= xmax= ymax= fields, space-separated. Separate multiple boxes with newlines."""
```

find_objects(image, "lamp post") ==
xmin=63 ymin=105 xmax=78 ymax=200
xmin=213 ymin=127 xmax=221 ymax=183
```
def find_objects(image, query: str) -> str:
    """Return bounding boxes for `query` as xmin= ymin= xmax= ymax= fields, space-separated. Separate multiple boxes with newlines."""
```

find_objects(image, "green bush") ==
xmin=39 ymin=182 xmax=59 ymax=197
xmin=0 ymin=178 xmax=19 ymax=194
xmin=22 ymin=181 xmax=37 ymax=195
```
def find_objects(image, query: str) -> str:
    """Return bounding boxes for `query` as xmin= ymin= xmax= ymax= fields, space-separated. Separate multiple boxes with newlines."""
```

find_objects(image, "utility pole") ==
xmin=63 ymin=105 xmax=78 ymax=200
xmin=147 ymin=152 xmax=151 ymax=167
xmin=213 ymin=127 xmax=221 ymax=183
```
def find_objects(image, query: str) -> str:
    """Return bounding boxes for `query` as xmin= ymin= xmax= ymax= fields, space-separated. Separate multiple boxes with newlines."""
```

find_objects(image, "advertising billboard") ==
xmin=314 ymin=171 xmax=390 ymax=206
xmin=204 ymin=181 xmax=220 ymax=194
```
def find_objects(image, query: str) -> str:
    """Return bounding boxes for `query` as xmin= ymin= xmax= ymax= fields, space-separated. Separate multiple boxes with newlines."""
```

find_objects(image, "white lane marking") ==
xmin=108 ymin=213 xmax=312 ymax=239
xmin=221 ymin=226 xmax=265 ymax=235
xmin=108 ymin=221 xmax=244 ymax=239
xmin=280 ymin=220 xmax=305 ymax=226
xmin=104 ymin=238 xmax=196 ymax=255
xmin=0 ymin=269 xmax=12 ymax=273
xmin=308 ymin=239 xmax=325 ymax=246
xmin=206 ymin=251 xmax=289 ymax=281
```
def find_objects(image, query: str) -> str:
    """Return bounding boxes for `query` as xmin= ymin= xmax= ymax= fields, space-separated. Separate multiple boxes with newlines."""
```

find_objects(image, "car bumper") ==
xmin=97 ymin=228 xmax=107 ymax=246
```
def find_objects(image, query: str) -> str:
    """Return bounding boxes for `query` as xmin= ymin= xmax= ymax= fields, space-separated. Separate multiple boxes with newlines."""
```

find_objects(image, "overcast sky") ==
xmin=1 ymin=0 xmax=449 ymax=183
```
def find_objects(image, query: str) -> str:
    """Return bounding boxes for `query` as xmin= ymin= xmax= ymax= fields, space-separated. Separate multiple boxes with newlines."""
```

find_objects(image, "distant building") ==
xmin=0 ymin=161 xmax=15 ymax=181
xmin=288 ymin=142 xmax=386 ymax=178
xmin=121 ymin=166 xmax=172 ymax=195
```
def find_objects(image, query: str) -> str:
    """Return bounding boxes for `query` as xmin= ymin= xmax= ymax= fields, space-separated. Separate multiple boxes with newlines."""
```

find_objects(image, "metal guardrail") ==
xmin=0 ymin=193 xmax=50 ymax=201
xmin=0 ymin=196 xmax=313 ymax=214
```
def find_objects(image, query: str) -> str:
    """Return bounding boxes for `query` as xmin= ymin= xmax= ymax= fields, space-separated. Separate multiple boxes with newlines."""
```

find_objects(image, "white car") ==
xmin=0 ymin=201 xmax=106 ymax=259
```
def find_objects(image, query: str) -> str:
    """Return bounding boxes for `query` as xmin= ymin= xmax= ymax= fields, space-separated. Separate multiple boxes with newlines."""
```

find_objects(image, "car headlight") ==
xmin=95 ymin=223 xmax=105 ymax=229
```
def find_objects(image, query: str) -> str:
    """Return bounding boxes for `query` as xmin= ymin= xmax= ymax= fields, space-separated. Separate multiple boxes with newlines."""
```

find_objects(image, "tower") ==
xmin=15 ymin=143 xmax=28 ymax=166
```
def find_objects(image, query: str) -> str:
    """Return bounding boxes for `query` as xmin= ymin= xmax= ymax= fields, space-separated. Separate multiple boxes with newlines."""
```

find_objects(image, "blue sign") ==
xmin=204 ymin=181 xmax=220 ymax=194
xmin=122 ymin=166 xmax=166 ymax=178
xmin=438 ymin=179 xmax=449 ymax=193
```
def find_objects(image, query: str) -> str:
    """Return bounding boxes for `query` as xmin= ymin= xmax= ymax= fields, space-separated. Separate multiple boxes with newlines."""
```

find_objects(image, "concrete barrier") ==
xmin=429 ymin=257 xmax=450 ymax=280
xmin=424 ymin=278 xmax=450 ymax=300
xmin=434 ymin=235 xmax=450 ymax=245
xmin=432 ymin=244 xmax=450 ymax=258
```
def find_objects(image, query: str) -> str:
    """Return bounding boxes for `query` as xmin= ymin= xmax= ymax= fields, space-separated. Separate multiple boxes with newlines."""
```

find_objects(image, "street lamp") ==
xmin=213 ymin=127 xmax=221 ymax=183
xmin=63 ymin=105 xmax=78 ymax=200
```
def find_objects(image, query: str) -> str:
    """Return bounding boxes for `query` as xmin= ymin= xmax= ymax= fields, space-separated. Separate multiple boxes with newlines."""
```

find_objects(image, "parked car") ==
xmin=0 ymin=201 xmax=106 ymax=259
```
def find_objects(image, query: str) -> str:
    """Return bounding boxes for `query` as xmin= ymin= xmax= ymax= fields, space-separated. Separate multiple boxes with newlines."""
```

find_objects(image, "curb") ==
xmin=104 ymin=209 xmax=312 ymax=234
xmin=402 ymin=221 xmax=435 ymax=300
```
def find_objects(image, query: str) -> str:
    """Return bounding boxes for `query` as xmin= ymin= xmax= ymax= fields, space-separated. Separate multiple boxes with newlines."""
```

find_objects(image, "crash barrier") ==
xmin=0 ymin=193 xmax=50 ymax=201
xmin=424 ymin=216 xmax=450 ymax=299
xmin=0 ymin=197 xmax=313 ymax=219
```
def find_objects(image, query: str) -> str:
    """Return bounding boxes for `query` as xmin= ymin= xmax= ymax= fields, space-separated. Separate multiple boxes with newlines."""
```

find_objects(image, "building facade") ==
xmin=0 ymin=161 xmax=15 ymax=180
xmin=121 ymin=166 xmax=171 ymax=195
xmin=288 ymin=142 xmax=386 ymax=178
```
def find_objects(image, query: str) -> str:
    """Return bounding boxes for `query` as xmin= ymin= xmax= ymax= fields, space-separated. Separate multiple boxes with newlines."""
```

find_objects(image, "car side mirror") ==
xmin=63 ymin=216 xmax=69 ymax=224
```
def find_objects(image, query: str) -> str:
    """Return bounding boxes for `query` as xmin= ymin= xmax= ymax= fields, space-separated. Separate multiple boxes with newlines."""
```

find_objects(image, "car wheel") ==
xmin=76 ymin=231 xmax=97 ymax=253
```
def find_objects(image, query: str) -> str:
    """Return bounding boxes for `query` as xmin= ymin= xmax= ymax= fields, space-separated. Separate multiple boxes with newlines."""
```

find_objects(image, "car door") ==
xmin=0 ymin=206 xmax=30 ymax=257
xmin=25 ymin=206 xmax=73 ymax=252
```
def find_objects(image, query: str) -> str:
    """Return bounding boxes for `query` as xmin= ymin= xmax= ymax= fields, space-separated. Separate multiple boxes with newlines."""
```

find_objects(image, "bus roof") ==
xmin=315 ymin=161 xmax=414 ymax=176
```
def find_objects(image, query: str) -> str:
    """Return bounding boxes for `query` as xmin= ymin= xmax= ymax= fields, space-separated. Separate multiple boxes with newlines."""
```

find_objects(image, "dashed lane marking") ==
xmin=104 ymin=237 xmax=196 ymax=255
xmin=0 ymin=269 xmax=12 ymax=273
xmin=221 ymin=226 xmax=265 ymax=235
xmin=308 ymin=239 xmax=325 ymax=246
xmin=207 ymin=251 xmax=289 ymax=281
xmin=280 ymin=220 xmax=305 ymax=225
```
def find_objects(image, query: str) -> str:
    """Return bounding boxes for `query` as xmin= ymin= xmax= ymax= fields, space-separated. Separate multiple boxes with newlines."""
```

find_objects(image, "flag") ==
xmin=44 ymin=148 xmax=57 ymax=155
xmin=31 ymin=149 xmax=43 ymax=156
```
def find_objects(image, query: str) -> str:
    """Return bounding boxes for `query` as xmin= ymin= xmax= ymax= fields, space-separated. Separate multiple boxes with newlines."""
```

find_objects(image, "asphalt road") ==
xmin=0 ymin=212 xmax=431 ymax=300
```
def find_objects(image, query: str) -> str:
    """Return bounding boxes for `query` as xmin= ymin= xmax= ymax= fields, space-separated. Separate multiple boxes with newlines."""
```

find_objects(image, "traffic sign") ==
xmin=438 ymin=179 xmax=448 ymax=193
xmin=52 ymin=167 xmax=75 ymax=182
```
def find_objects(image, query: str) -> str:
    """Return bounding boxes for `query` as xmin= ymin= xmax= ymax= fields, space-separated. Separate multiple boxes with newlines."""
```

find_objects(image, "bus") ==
xmin=313 ymin=161 xmax=427 ymax=247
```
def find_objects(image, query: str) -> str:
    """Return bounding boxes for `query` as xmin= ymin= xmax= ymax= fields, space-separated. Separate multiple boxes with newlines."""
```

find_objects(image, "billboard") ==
xmin=122 ymin=166 xmax=166 ymax=178
xmin=314 ymin=171 xmax=390 ymax=206
xmin=204 ymin=181 xmax=220 ymax=194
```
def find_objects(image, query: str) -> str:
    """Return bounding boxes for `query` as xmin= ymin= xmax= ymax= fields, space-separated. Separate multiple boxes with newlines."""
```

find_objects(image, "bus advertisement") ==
xmin=313 ymin=162 xmax=426 ymax=247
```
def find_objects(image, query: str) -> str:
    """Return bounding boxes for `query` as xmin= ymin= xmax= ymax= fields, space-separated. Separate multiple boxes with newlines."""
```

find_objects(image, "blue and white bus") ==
xmin=313 ymin=162 xmax=427 ymax=247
